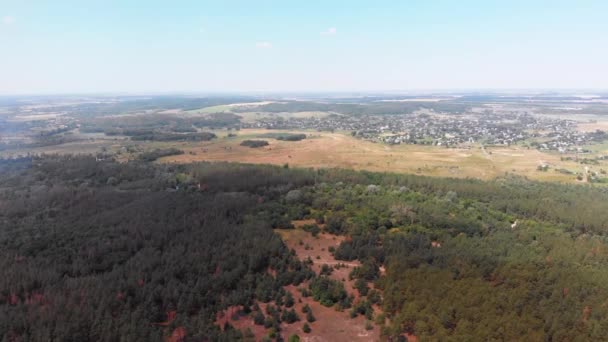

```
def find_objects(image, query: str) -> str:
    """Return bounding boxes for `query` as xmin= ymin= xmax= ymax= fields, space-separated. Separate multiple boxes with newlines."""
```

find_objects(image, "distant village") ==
xmin=243 ymin=112 xmax=607 ymax=152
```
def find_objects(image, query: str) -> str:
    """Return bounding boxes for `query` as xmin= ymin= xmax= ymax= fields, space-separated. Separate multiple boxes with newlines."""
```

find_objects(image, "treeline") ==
xmin=259 ymin=133 xmax=307 ymax=141
xmin=130 ymin=132 xmax=216 ymax=142
xmin=80 ymin=112 xmax=241 ymax=136
xmin=234 ymin=101 xmax=470 ymax=115
xmin=138 ymin=148 xmax=184 ymax=162
xmin=301 ymin=168 xmax=608 ymax=236
xmin=56 ymin=96 xmax=258 ymax=118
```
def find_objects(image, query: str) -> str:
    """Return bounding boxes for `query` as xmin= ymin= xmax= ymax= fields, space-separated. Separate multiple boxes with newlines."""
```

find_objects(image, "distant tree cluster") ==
xmin=129 ymin=131 xmax=216 ymax=142
xmin=259 ymin=133 xmax=307 ymax=141
xmin=276 ymin=133 xmax=307 ymax=141
xmin=138 ymin=148 xmax=184 ymax=162
xmin=240 ymin=140 xmax=269 ymax=148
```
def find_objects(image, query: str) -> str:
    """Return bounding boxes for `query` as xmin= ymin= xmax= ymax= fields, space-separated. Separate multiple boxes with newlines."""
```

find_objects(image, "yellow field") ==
xmin=158 ymin=129 xmax=588 ymax=182
xmin=2 ymin=128 xmax=594 ymax=183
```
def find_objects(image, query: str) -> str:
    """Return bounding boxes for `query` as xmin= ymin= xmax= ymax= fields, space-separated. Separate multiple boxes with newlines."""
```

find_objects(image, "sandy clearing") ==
xmin=215 ymin=225 xmax=383 ymax=341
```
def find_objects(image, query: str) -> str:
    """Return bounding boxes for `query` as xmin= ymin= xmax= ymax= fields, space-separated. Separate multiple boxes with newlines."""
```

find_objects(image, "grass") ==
xmin=3 ymin=128 xmax=602 ymax=184
xmin=154 ymin=129 xmax=591 ymax=183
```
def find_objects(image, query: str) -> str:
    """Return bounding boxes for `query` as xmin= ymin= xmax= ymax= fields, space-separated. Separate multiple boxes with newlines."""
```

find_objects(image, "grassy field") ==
xmin=184 ymin=105 xmax=233 ymax=114
xmin=184 ymin=101 xmax=280 ymax=115
xmin=236 ymin=111 xmax=332 ymax=122
xmin=2 ymin=128 xmax=597 ymax=183
xmin=155 ymin=129 xmax=590 ymax=182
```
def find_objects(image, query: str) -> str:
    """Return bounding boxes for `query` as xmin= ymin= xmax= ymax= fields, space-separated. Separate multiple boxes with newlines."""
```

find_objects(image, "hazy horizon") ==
xmin=3 ymin=89 xmax=608 ymax=98
xmin=2 ymin=0 xmax=607 ymax=94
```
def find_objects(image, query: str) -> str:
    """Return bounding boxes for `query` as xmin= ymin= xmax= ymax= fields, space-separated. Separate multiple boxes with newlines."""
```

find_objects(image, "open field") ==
xmin=184 ymin=101 xmax=276 ymax=115
xmin=578 ymin=120 xmax=608 ymax=132
xmin=155 ymin=129 xmax=589 ymax=183
xmin=1 ymin=128 xmax=598 ymax=183
xmin=236 ymin=110 xmax=332 ymax=123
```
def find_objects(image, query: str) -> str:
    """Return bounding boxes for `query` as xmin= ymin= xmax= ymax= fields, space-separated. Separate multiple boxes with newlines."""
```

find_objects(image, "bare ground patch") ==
xmin=215 ymin=226 xmax=382 ymax=341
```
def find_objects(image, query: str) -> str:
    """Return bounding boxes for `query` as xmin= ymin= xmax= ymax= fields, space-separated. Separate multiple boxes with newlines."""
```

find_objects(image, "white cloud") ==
xmin=2 ymin=16 xmax=15 ymax=25
xmin=320 ymin=27 xmax=336 ymax=36
xmin=255 ymin=41 xmax=272 ymax=48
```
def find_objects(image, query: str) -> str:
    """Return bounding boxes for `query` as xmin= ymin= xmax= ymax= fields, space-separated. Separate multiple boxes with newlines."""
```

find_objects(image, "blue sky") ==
xmin=1 ymin=0 xmax=607 ymax=94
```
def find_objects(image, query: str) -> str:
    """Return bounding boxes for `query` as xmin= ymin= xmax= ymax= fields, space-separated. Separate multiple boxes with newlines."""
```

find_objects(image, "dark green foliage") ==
xmin=320 ymin=264 xmax=333 ymax=276
xmin=5 ymin=155 xmax=608 ymax=340
xmin=138 ymin=148 xmax=184 ymax=161
xmin=354 ymin=278 xmax=369 ymax=296
xmin=302 ymin=224 xmax=320 ymax=237
xmin=259 ymin=203 xmax=296 ymax=229
xmin=276 ymin=134 xmax=307 ymax=141
xmin=306 ymin=310 xmax=316 ymax=323
xmin=351 ymin=300 xmax=374 ymax=320
xmin=281 ymin=308 xmax=300 ymax=324
xmin=303 ymin=323 xmax=311 ymax=333
xmin=334 ymin=232 xmax=384 ymax=262
xmin=325 ymin=213 xmax=347 ymax=234
xmin=367 ymin=289 xmax=382 ymax=305
xmin=259 ymin=133 xmax=307 ymax=141
xmin=285 ymin=292 xmax=295 ymax=308
xmin=350 ymin=259 xmax=380 ymax=281
xmin=129 ymin=131 xmax=216 ymax=141
xmin=241 ymin=140 xmax=269 ymax=148
xmin=0 ymin=156 xmax=310 ymax=341
xmin=254 ymin=311 xmax=266 ymax=325
xmin=309 ymin=276 xmax=351 ymax=309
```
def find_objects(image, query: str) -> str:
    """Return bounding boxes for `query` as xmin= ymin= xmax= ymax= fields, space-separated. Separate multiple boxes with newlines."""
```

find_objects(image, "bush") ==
xmin=281 ymin=308 xmax=300 ymax=324
xmin=309 ymin=276 xmax=351 ymax=309
xmin=355 ymin=278 xmax=369 ymax=296
xmin=306 ymin=310 xmax=316 ymax=323
xmin=254 ymin=311 xmax=266 ymax=325
xmin=285 ymin=292 xmax=295 ymax=308
xmin=302 ymin=224 xmax=321 ymax=237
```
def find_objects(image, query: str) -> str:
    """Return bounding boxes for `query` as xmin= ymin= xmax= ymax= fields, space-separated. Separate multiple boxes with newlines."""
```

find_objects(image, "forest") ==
xmin=2 ymin=156 xmax=608 ymax=341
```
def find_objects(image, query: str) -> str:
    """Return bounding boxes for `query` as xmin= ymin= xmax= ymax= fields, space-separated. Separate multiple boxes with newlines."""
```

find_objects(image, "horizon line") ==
xmin=2 ymin=88 xmax=608 ymax=97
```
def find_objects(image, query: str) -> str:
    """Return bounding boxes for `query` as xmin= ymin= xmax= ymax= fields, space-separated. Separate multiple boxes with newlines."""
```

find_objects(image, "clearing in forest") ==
xmin=158 ymin=129 xmax=587 ymax=183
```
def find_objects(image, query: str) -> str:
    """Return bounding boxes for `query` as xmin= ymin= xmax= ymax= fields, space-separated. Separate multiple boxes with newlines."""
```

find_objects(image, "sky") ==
xmin=1 ymin=0 xmax=607 ymax=94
